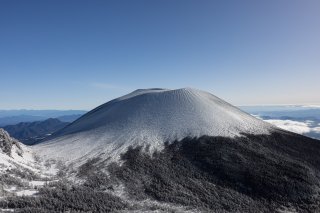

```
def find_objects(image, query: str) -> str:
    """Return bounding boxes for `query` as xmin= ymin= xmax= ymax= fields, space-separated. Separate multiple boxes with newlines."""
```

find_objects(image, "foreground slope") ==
xmin=2 ymin=131 xmax=320 ymax=212
xmin=0 ymin=129 xmax=49 ymax=199
xmin=108 ymin=130 xmax=320 ymax=212
xmin=0 ymin=128 xmax=32 ymax=171
xmin=35 ymin=88 xmax=272 ymax=164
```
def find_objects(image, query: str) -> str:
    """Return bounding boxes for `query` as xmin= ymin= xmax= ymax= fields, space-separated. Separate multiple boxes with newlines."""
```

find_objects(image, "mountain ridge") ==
xmin=3 ymin=118 xmax=69 ymax=145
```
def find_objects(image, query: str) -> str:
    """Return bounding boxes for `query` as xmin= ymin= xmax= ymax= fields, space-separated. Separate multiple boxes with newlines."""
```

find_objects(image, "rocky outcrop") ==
xmin=0 ymin=128 xmax=23 ymax=157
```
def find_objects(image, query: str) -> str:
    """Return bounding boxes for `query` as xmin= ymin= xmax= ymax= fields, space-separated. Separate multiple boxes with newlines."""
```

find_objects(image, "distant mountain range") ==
xmin=2 ymin=118 xmax=69 ymax=145
xmin=240 ymin=105 xmax=320 ymax=119
xmin=0 ymin=110 xmax=87 ymax=118
xmin=0 ymin=110 xmax=86 ymax=126
xmin=0 ymin=110 xmax=84 ymax=145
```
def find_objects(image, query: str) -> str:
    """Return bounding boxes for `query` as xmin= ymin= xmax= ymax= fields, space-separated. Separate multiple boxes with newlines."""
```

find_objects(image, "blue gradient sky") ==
xmin=0 ymin=0 xmax=319 ymax=110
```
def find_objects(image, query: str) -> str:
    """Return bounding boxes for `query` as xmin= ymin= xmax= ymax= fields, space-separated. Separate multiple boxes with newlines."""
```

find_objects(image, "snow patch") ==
xmin=16 ymin=189 xmax=38 ymax=196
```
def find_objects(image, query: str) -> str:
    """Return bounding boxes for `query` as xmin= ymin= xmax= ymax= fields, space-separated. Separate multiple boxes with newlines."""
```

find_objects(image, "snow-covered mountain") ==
xmin=2 ymin=88 xmax=320 ymax=212
xmin=35 ymin=88 xmax=273 ymax=164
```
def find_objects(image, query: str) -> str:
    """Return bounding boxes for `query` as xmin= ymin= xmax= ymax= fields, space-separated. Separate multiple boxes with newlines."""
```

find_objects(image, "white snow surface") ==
xmin=34 ymin=88 xmax=274 ymax=164
xmin=0 ymin=133 xmax=36 ymax=173
xmin=16 ymin=189 xmax=38 ymax=196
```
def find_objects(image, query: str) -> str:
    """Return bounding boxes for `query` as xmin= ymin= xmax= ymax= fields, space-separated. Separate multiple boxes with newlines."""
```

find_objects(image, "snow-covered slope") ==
xmin=34 ymin=88 xmax=274 ymax=164
xmin=0 ymin=129 xmax=61 ymax=201
xmin=0 ymin=128 xmax=33 ymax=171
xmin=0 ymin=129 xmax=36 ymax=186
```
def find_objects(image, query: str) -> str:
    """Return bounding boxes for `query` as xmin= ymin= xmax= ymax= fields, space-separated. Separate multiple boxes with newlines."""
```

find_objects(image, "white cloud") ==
xmin=305 ymin=120 xmax=314 ymax=125
xmin=301 ymin=105 xmax=320 ymax=108
xmin=313 ymin=127 xmax=320 ymax=133
xmin=265 ymin=119 xmax=311 ymax=134
xmin=257 ymin=118 xmax=320 ymax=136
xmin=251 ymin=114 xmax=320 ymax=138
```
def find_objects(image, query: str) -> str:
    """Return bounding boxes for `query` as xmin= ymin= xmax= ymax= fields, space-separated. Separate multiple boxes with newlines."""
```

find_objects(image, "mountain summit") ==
xmin=35 ymin=88 xmax=273 ymax=163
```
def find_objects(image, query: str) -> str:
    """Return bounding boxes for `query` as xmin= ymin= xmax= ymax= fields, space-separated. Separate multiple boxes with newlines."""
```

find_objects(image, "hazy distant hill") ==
xmin=3 ymin=118 xmax=69 ymax=145
xmin=0 ymin=110 xmax=87 ymax=118
xmin=240 ymin=106 xmax=320 ymax=119
xmin=0 ymin=110 xmax=86 ymax=126
xmin=0 ymin=115 xmax=47 ymax=126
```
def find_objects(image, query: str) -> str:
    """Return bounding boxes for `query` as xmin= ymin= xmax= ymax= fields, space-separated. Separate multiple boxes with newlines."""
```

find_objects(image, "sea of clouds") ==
xmin=263 ymin=119 xmax=320 ymax=135
xmin=244 ymin=105 xmax=320 ymax=140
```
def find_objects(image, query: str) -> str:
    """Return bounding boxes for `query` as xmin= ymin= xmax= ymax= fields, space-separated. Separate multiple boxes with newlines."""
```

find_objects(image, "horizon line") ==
xmin=1 ymin=104 xmax=320 ymax=111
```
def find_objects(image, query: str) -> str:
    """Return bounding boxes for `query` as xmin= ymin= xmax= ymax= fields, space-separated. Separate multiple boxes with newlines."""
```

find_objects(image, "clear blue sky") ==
xmin=0 ymin=0 xmax=319 ymax=110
